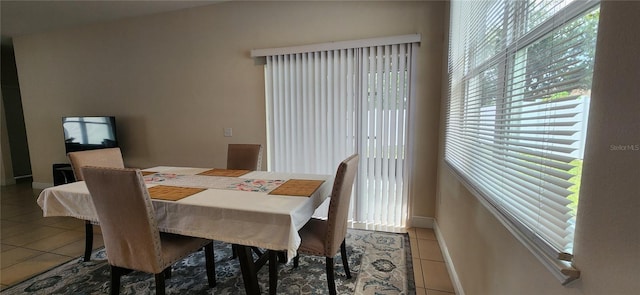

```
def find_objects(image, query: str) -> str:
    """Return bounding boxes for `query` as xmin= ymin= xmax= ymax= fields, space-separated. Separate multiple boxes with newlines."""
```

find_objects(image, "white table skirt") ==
xmin=37 ymin=166 xmax=333 ymax=260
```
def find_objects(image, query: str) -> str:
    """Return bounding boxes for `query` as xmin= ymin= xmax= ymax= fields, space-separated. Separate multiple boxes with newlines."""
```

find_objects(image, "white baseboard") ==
xmin=32 ymin=182 xmax=53 ymax=190
xmin=410 ymin=216 xmax=434 ymax=228
xmin=434 ymin=221 xmax=465 ymax=295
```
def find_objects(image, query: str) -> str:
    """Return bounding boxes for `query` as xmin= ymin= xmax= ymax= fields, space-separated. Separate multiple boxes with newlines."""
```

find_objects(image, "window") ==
xmin=446 ymin=0 xmax=599 ymax=283
xmin=253 ymin=35 xmax=419 ymax=232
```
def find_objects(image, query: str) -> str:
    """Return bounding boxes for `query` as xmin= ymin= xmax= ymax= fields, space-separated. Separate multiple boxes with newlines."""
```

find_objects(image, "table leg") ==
xmin=269 ymin=250 xmax=278 ymax=295
xmin=277 ymin=252 xmax=286 ymax=263
xmin=237 ymin=245 xmax=261 ymax=295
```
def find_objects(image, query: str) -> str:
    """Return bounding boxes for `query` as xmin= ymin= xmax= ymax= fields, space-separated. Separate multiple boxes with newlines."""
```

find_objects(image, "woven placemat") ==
xmin=197 ymin=169 xmax=251 ymax=177
xmin=141 ymin=171 xmax=157 ymax=176
xmin=268 ymin=179 xmax=325 ymax=197
xmin=148 ymin=185 xmax=206 ymax=201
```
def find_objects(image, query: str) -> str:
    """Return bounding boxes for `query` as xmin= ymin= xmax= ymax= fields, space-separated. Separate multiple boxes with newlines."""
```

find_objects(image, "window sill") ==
xmin=444 ymin=161 xmax=581 ymax=285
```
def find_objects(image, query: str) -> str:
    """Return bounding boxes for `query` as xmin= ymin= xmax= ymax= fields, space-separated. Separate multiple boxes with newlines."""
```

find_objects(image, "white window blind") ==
xmin=264 ymin=39 xmax=416 ymax=232
xmin=446 ymin=0 xmax=599 ymax=283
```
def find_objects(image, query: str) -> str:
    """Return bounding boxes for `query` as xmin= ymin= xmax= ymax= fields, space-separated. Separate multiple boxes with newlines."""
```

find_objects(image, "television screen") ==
xmin=62 ymin=116 xmax=118 ymax=153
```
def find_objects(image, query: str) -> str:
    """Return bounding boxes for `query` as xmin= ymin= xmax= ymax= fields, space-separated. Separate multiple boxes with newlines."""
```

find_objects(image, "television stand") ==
xmin=53 ymin=163 xmax=76 ymax=185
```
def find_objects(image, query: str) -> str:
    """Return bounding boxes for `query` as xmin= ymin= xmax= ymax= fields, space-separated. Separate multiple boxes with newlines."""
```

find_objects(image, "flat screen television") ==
xmin=62 ymin=116 xmax=118 ymax=153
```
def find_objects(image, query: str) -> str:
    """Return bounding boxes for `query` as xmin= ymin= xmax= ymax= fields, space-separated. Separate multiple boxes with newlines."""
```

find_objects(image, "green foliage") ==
xmin=567 ymin=159 xmax=583 ymax=215
xmin=542 ymin=91 xmax=570 ymax=101
xmin=525 ymin=7 xmax=600 ymax=100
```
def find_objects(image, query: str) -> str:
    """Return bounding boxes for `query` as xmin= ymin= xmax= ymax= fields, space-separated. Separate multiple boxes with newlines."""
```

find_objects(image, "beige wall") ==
xmin=12 ymin=1 xmax=445 ymax=219
xmin=436 ymin=1 xmax=640 ymax=294
xmin=1 ymin=92 xmax=16 ymax=185
xmin=11 ymin=0 xmax=639 ymax=293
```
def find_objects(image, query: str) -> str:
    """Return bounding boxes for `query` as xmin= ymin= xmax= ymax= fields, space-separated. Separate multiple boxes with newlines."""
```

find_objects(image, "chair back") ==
xmin=325 ymin=154 xmax=359 ymax=256
xmin=227 ymin=144 xmax=263 ymax=170
xmin=82 ymin=166 xmax=165 ymax=274
xmin=68 ymin=147 xmax=124 ymax=181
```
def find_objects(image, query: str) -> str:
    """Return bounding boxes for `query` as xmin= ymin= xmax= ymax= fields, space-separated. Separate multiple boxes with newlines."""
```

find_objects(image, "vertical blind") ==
xmin=446 ymin=0 xmax=599 ymax=282
xmin=266 ymin=49 xmax=358 ymax=174
xmin=264 ymin=41 xmax=415 ymax=232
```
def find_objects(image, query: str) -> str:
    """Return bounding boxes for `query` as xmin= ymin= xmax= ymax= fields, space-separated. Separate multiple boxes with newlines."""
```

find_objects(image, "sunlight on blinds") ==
xmin=445 ymin=0 xmax=599 ymax=283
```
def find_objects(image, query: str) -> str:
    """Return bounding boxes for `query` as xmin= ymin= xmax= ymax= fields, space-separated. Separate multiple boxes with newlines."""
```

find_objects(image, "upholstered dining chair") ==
xmin=227 ymin=144 xmax=263 ymax=171
xmin=67 ymin=147 xmax=125 ymax=261
xmin=68 ymin=147 xmax=125 ymax=181
xmin=292 ymin=154 xmax=359 ymax=295
xmin=227 ymin=144 xmax=264 ymax=259
xmin=82 ymin=167 xmax=216 ymax=295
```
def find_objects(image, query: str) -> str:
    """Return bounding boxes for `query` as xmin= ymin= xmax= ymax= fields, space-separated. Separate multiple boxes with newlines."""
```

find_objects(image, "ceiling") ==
xmin=1 ymin=0 xmax=223 ymax=42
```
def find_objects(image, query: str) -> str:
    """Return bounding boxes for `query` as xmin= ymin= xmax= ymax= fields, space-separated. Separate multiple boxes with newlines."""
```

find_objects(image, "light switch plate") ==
xmin=224 ymin=127 xmax=233 ymax=137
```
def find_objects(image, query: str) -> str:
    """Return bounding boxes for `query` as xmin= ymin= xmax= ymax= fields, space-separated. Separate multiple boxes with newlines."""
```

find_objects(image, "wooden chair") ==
xmin=227 ymin=144 xmax=263 ymax=171
xmin=82 ymin=167 xmax=216 ymax=295
xmin=67 ymin=147 xmax=125 ymax=261
xmin=292 ymin=154 xmax=359 ymax=295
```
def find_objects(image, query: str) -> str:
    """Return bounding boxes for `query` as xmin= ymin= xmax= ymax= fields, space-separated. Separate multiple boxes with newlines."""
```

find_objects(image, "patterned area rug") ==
xmin=2 ymin=229 xmax=414 ymax=295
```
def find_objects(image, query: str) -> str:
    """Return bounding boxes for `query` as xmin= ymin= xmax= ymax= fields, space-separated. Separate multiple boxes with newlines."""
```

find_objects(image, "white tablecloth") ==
xmin=37 ymin=166 xmax=333 ymax=260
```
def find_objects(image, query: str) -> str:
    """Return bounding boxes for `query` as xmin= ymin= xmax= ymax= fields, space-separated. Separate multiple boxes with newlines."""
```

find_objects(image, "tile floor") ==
xmin=0 ymin=178 xmax=104 ymax=290
xmin=408 ymin=227 xmax=456 ymax=295
xmin=1 ymin=179 xmax=455 ymax=294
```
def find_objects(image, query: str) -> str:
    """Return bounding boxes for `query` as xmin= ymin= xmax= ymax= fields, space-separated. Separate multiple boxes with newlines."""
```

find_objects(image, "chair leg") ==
xmin=154 ymin=272 xmax=166 ymax=295
xmin=163 ymin=266 xmax=172 ymax=279
xmin=83 ymin=221 xmax=93 ymax=261
xmin=204 ymin=243 xmax=216 ymax=287
xmin=326 ymin=257 xmax=337 ymax=295
xmin=293 ymin=255 xmax=300 ymax=268
xmin=340 ymin=240 xmax=352 ymax=279
xmin=110 ymin=266 xmax=126 ymax=295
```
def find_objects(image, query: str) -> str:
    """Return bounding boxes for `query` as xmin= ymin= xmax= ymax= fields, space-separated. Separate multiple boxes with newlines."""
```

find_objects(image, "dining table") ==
xmin=36 ymin=166 xmax=334 ymax=295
